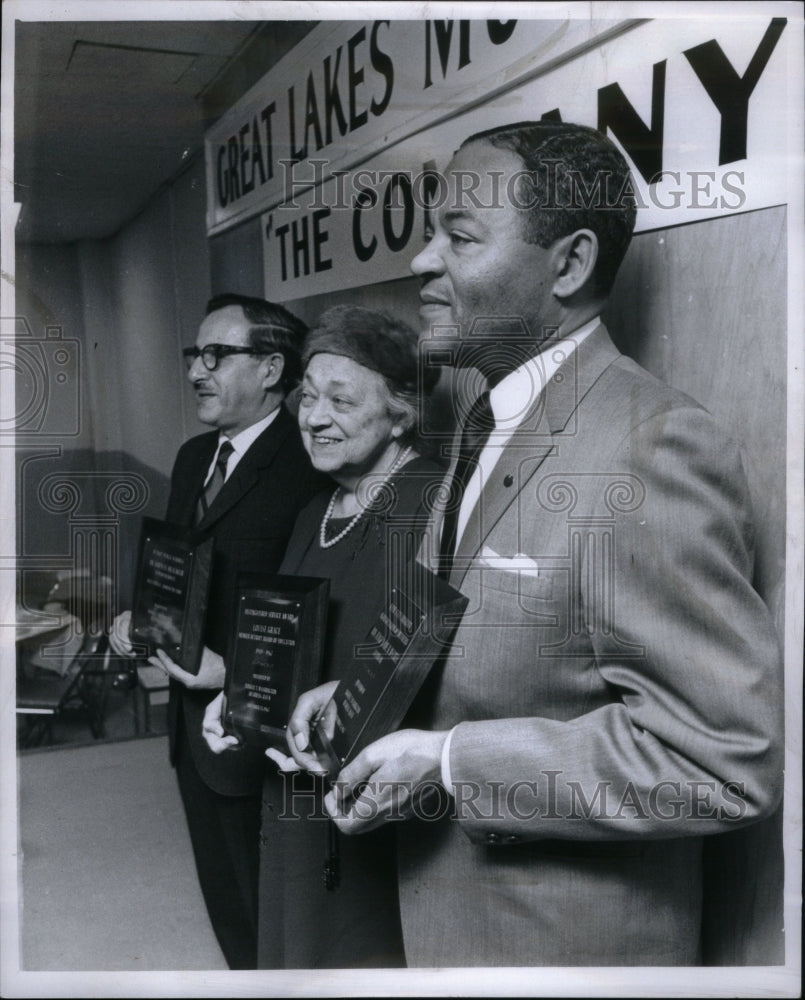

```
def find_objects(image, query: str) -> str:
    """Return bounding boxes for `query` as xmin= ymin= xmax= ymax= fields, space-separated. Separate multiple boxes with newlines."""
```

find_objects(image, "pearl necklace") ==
xmin=319 ymin=446 xmax=412 ymax=549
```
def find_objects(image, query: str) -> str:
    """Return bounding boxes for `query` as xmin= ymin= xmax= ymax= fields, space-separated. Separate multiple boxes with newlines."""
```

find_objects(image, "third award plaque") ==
xmin=223 ymin=574 xmax=329 ymax=751
xmin=312 ymin=560 xmax=468 ymax=774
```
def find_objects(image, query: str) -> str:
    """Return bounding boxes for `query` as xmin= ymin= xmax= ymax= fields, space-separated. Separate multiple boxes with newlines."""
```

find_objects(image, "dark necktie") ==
xmin=197 ymin=440 xmax=234 ymax=523
xmin=438 ymin=391 xmax=494 ymax=580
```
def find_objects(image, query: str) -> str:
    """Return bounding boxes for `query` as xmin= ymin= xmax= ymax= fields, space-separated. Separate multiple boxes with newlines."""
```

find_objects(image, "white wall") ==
xmin=16 ymin=155 xmax=211 ymax=607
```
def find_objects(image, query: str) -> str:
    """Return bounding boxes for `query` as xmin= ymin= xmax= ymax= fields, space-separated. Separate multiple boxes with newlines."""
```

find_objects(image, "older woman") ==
xmin=204 ymin=305 xmax=443 ymax=968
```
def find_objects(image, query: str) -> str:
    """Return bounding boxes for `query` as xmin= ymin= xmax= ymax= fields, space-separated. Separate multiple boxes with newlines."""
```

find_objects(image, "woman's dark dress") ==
xmin=257 ymin=456 xmax=444 ymax=969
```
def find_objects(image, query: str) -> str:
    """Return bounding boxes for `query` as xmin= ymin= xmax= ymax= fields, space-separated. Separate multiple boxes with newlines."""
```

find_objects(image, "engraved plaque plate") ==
xmin=224 ymin=574 xmax=329 ymax=751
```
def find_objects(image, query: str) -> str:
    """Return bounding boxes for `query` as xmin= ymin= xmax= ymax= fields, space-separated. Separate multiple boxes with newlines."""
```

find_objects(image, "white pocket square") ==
xmin=478 ymin=545 xmax=540 ymax=577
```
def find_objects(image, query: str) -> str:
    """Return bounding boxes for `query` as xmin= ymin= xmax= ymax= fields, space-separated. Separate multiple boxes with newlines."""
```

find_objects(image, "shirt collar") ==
xmin=218 ymin=405 xmax=281 ymax=458
xmin=488 ymin=317 xmax=600 ymax=430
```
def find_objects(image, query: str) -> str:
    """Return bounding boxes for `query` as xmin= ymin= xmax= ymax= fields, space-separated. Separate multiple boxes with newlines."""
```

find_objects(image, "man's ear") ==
xmin=551 ymin=230 xmax=599 ymax=299
xmin=262 ymin=352 xmax=285 ymax=390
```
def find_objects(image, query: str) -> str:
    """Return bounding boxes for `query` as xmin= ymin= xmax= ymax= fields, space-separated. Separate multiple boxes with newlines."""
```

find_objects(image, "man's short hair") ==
xmin=461 ymin=121 xmax=637 ymax=295
xmin=205 ymin=293 xmax=308 ymax=391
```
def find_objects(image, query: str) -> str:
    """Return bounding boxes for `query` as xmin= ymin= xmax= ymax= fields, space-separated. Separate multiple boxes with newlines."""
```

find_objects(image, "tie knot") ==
xmin=216 ymin=440 xmax=234 ymax=471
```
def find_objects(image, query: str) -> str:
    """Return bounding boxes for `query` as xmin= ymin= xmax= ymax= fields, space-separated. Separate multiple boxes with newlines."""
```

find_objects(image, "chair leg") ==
xmin=21 ymin=715 xmax=55 ymax=749
xmin=17 ymin=717 xmax=34 ymax=750
xmin=21 ymin=716 xmax=52 ymax=748
xmin=85 ymin=682 xmax=106 ymax=739
xmin=91 ymin=646 xmax=113 ymax=739
xmin=24 ymin=717 xmax=41 ymax=749
xmin=87 ymin=704 xmax=103 ymax=739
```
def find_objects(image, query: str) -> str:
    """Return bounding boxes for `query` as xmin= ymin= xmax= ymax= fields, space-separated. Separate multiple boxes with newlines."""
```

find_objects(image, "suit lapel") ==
xmin=450 ymin=409 xmax=554 ymax=587
xmin=542 ymin=323 xmax=621 ymax=436
xmin=449 ymin=324 xmax=622 ymax=589
xmin=420 ymin=491 xmax=445 ymax=575
xmin=168 ymin=432 xmax=217 ymax=528
xmin=195 ymin=406 xmax=293 ymax=532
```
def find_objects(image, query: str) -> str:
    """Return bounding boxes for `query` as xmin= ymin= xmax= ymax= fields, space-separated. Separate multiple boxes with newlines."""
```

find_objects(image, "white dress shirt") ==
xmin=202 ymin=407 xmax=281 ymax=486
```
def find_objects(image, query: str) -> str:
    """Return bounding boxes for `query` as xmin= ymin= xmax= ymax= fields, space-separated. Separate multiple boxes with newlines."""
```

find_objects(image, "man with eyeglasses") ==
xmin=109 ymin=293 xmax=326 ymax=969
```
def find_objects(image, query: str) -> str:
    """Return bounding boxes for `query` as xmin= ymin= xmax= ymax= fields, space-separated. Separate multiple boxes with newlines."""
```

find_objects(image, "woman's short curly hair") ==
xmin=303 ymin=305 xmax=439 ymax=441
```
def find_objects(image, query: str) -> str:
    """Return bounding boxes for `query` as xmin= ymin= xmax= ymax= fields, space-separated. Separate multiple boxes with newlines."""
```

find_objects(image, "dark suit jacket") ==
xmin=400 ymin=325 xmax=783 ymax=965
xmin=165 ymin=404 xmax=327 ymax=797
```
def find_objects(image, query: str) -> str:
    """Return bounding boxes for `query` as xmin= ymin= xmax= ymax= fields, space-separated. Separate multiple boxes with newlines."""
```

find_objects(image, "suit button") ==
xmin=503 ymin=474 xmax=514 ymax=487
xmin=486 ymin=832 xmax=501 ymax=844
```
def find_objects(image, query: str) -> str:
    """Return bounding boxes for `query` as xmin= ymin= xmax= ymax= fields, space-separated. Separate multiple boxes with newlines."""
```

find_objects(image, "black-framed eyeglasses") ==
xmin=183 ymin=344 xmax=270 ymax=372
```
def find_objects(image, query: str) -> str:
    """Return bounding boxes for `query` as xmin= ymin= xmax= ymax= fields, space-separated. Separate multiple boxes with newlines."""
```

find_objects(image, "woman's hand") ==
xmin=280 ymin=680 xmax=340 ymax=775
xmin=149 ymin=646 xmax=226 ymax=690
xmin=201 ymin=691 xmax=241 ymax=754
xmin=264 ymin=746 xmax=302 ymax=772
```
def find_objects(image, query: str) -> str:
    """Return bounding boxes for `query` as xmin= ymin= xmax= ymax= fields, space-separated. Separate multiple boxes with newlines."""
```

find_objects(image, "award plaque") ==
xmin=223 ymin=574 xmax=329 ymax=751
xmin=129 ymin=517 xmax=214 ymax=675
xmin=312 ymin=561 xmax=468 ymax=774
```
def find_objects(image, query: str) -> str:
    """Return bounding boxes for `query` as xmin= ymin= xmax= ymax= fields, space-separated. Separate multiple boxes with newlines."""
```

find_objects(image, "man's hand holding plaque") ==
xmin=324 ymin=728 xmax=450 ymax=834
xmin=108 ymin=609 xmax=136 ymax=658
xmin=150 ymin=645 xmax=226 ymax=690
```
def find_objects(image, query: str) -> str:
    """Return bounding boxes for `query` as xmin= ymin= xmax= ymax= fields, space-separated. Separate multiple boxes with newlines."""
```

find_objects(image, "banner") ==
xmin=204 ymin=17 xmax=640 ymax=234
xmin=260 ymin=15 xmax=790 ymax=302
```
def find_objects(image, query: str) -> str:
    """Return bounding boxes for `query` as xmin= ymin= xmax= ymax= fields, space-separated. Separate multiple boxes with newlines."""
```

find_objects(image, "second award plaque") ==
xmin=223 ymin=574 xmax=329 ymax=751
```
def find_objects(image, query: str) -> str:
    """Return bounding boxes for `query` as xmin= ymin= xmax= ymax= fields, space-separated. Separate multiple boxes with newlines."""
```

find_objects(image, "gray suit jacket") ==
xmin=399 ymin=325 xmax=783 ymax=966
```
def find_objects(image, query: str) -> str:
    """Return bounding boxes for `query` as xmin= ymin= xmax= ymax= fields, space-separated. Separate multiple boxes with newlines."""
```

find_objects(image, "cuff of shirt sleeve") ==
xmin=440 ymin=725 xmax=458 ymax=794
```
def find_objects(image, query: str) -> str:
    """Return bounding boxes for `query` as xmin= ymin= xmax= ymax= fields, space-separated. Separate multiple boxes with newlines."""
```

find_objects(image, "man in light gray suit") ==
xmin=288 ymin=122 xmax=783 ymax=966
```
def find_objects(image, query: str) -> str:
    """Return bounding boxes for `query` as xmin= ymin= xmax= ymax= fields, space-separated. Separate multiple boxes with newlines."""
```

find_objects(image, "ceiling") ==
xmin=14 ymin=20 xmax=300 ymax=244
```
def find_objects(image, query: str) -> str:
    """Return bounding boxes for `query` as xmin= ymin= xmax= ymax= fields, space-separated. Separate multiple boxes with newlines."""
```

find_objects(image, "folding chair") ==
xmin=16 ymin=571 xmax=115 ymax=748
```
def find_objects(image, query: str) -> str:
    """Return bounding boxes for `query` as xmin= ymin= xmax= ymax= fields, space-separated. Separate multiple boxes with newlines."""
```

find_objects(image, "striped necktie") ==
xmin=438 ymin=392 xmax=494 ymax=580
xmin=197 ymin=440 xmax=234 ymax=523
